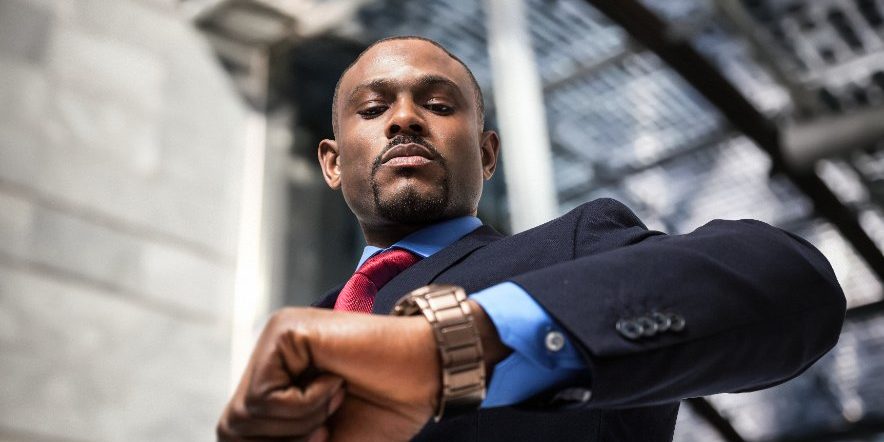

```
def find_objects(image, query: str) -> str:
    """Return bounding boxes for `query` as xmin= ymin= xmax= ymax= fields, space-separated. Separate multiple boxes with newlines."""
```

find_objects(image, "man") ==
xmin=217 ymin=36 xmax=846 ymax=442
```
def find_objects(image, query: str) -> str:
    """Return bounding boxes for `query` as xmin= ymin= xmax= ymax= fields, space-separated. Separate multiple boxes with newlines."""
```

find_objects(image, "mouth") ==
xmin=380 ymin=143 xmax=436 ymax=167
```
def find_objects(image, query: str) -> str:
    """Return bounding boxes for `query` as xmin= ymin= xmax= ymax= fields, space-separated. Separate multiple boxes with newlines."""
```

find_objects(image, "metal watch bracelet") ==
xmin=391 ymin=284 xmax=486 ymax=421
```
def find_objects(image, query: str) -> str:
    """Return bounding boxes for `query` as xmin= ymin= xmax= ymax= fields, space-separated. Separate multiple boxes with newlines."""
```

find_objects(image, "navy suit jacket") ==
xmin=314 ymin=198 xmax=846 ymax=441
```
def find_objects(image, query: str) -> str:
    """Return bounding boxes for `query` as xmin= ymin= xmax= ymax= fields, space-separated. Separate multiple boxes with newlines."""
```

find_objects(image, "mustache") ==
xmin=371 ymin=135 xmax=444 ymax=171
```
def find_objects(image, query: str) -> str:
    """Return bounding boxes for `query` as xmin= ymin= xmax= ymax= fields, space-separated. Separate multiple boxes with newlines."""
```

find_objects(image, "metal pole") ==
xmin=484 ymin=0 xmax=559 ymax=233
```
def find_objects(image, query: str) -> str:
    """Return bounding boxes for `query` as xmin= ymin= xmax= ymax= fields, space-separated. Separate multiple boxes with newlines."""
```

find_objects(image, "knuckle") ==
xmin=243 ymin=400 xmax=267 ymax=417
xmin=225 ymin=415 xmax=253 ymax=438
xmin=266 ymin=309 xmax=288 ymax=328
xmin=295 ymin=409 xmax=328 ymax=430
xmin=229 ymin=402 xmax=253 ymax=422
xmin=271 ymin=395 xmax=312 ymax=419
xmin=216 ymin=420 xmax=234 ymax=440
xmin=269 ymin=307 xmax=301 ymax=324
xmin=243 ymin=386 xmax=270 ymax=412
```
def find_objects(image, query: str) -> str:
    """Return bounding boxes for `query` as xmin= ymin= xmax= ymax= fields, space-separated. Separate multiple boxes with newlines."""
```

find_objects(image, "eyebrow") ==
xmin=345 ymin=74 xmax=465 ymax=107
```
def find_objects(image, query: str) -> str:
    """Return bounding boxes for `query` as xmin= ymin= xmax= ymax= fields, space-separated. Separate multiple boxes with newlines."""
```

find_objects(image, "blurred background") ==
xmin=1 ymin=0 xmax=884 ymax=440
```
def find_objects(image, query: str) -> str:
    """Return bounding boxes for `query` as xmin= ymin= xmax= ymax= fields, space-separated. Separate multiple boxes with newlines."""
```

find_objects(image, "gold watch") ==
xmin=391 ymin=284 xmax=486 ymax=421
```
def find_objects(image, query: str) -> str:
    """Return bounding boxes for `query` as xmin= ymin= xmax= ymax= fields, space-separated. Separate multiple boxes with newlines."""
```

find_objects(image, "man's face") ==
xmin=319 ymin=39 xmax=498 ymax=229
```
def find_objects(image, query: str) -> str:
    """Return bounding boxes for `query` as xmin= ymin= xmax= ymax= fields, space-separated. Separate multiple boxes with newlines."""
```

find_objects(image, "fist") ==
xmin=216 ymin=308 xmax=440 ymax=441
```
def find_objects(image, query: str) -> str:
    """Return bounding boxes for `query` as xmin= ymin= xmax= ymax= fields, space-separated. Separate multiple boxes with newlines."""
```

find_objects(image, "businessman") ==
xmin=217 ymin=36 xmax=846 ymax=441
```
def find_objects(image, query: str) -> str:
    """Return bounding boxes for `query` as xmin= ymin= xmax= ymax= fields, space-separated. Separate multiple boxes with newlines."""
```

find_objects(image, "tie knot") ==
xmin=334 ymin=248 xmax=421 ymax=313
xmin=357 ymin=248 xmax=421 ymax=289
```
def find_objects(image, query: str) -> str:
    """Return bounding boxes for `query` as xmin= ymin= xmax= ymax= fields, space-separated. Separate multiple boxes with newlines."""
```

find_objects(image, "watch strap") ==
xmin=391 ymin=284 xmax=486 ymax=421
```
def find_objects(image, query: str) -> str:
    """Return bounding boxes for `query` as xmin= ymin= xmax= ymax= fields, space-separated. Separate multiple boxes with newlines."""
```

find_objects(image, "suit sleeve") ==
xmin=509 ymin=199 xmax=846 ymax=408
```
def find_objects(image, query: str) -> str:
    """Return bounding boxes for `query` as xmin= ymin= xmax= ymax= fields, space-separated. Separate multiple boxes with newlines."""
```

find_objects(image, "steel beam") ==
xmin=782 ymin=106 xmax=884 ymax=171
xmin=769 ymin=418 xmax=884 ymax=442
xmin=685 ymin=398 xmax=747 ymax=442
xmin=557 ymin=128 xmax=736 ymax=204
xmin=583 ymin=0 xmax=884 ymax=282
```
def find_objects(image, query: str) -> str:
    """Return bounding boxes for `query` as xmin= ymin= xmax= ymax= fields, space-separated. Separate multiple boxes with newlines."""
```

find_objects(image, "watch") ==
xmin=391 ymin=284 xmax=486 ymax=421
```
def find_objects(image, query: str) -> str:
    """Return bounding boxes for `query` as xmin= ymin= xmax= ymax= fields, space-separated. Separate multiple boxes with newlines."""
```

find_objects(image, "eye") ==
xmin=357 ymin=105 xmax=388 ymax=118
xmin=426 ymin=103 xmax=453 ymax=114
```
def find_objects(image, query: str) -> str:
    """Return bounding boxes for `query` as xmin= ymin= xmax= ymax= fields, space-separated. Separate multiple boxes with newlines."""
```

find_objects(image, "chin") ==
xmin=374 ymin=185 xmax=449 ymax=225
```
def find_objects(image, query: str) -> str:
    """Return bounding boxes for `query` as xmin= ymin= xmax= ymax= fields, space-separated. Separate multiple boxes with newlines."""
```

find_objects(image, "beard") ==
xmin=370 ymin=135 xmax=450 ymax=224
xmin=373 ymin=181 xmax=450 ymax=224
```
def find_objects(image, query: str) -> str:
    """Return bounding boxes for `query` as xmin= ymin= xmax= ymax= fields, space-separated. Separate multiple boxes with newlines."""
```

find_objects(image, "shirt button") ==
xmin=545 ymin=330 xmax=566 ymax=352
xmin=552 ymin=388 xmax=592 ymax=403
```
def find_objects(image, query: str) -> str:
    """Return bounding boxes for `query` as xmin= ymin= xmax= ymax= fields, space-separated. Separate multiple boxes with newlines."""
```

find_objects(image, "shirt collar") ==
xmin=357 ymin=216 xmax=483 ymax=269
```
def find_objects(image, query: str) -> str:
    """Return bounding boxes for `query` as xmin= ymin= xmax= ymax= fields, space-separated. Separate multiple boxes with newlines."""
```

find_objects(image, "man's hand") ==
xmin=216 ymin=308 xmax=441 ymax=442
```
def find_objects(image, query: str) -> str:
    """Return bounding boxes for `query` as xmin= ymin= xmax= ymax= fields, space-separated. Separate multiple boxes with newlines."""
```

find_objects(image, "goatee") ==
xmin=370 ymin=135 xmax=450 ymax=224
xmin=373 ymin=183 xmax=449 ymax=224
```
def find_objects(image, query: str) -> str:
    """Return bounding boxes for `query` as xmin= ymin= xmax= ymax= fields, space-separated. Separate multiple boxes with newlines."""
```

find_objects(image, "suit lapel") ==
xmin=313 ymin=283 xmax=345 ymax=309
xmin=371 ymin=225 xmax=501 ymax=314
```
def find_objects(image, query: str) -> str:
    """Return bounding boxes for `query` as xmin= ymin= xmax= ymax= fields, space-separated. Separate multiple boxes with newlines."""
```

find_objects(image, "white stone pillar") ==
xmin=484 ymin=0 xmax=559 ymax=233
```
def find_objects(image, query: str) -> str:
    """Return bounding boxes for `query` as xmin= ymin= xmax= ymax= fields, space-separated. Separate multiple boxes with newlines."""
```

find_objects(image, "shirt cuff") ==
xmin=471 ymin=281 xmax=587 ymax=407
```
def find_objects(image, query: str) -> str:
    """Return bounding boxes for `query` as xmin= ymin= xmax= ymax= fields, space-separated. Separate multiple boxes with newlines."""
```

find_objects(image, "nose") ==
xmin=385 ymin=100 xmax=425 ymax=139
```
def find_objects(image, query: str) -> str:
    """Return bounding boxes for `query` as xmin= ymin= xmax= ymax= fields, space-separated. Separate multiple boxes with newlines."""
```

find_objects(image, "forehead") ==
xmin=339 ymin=40 xmax=472 ymax=97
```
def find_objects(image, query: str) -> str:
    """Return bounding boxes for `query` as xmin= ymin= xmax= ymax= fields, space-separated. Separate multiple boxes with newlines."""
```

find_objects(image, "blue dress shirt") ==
xmin=357 ymin=216 xmax=587 ymax=407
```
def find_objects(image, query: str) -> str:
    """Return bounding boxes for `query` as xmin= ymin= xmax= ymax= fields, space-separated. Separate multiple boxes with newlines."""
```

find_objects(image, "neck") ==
xmin=361 ymin=223 xmax=429 ymax=248
xmin=358 ymin=209 xmax=478 ymax=248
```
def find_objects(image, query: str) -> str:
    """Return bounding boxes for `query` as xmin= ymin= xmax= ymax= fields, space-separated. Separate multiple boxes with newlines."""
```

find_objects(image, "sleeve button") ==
xmin=616 ymin=319 xmax=644 ymax=340
xmin=636 ymin=316 xmax=658 ymax=337
xmin=668 ymin=313 xmax=686 ymax=332
xmin=651 ymin=312 xmax=671 ymax=332
xmin=545 ymin=330 xmax=566 ymax=352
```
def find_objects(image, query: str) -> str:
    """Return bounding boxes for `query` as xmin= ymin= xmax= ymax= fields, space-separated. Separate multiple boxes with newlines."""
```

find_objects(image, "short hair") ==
xmin=331 ymin=36 xmax=485 ymax=136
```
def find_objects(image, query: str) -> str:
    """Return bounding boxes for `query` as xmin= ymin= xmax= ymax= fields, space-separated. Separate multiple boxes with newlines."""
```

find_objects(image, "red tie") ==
xmin=334 ymin=249 xmax=421 ymax=313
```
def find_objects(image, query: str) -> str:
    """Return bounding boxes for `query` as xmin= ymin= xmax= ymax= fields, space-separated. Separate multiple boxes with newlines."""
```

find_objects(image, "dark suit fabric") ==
xmin=314 ymin=198 xmax=846 ymax=441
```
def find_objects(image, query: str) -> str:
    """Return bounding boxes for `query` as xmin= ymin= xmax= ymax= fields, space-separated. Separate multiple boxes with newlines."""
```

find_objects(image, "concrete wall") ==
xmin=0 ymin=0 xmax=249 ymax=440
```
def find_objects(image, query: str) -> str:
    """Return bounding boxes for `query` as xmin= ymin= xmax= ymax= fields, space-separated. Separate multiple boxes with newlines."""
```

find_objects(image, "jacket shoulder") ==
xmin=565 ymin=198 xmax=648 ymax=230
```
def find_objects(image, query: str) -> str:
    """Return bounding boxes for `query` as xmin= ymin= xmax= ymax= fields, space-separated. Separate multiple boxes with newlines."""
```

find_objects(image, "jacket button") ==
xmin=668 ymin=313 xmax=686 ymax=332
xmin=616 ymin=319 xmax=643 ymax=340
xmin=636 ymin=316 xmax=658 ymax=337
xmin=545 ymin=331 xmax=566 ymax=352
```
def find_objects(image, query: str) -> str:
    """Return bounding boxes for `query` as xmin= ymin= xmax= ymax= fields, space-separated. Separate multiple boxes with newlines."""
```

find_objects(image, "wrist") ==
xmin=466 ymin=300 xmax=512 ymax=376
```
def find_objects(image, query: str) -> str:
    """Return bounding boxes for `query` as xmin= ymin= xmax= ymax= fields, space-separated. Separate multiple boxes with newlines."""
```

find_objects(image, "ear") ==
xmin=318 ymin=138 xmax=342 ymax=189
xmin=479 ymin=130 xmax=500 ymax=180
